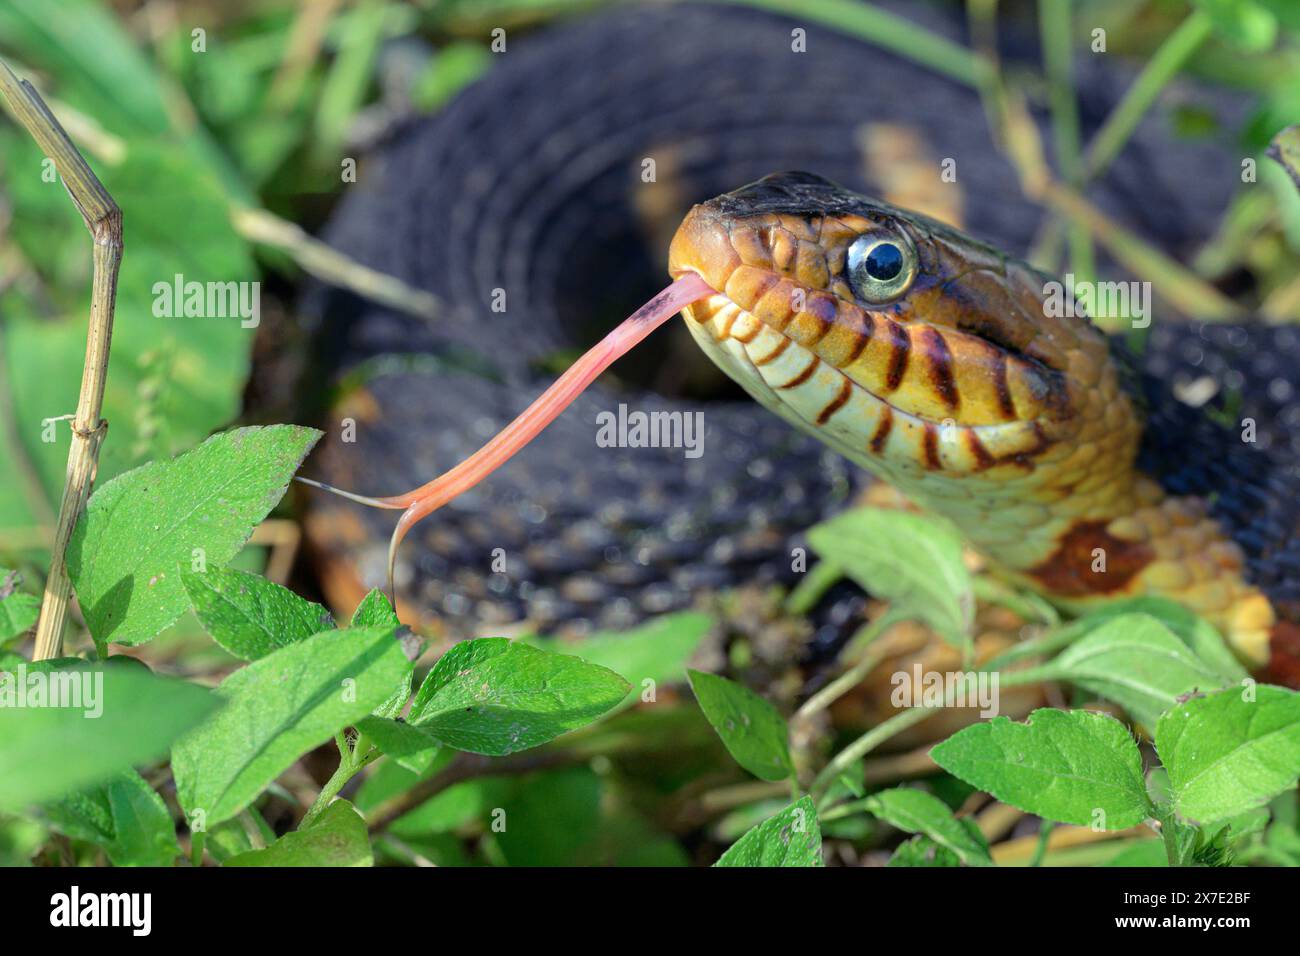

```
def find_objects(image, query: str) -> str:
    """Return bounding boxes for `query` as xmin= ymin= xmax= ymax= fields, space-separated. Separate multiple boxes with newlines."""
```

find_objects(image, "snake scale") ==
xmin=302 ymin=2 xmax=1300 ymax=679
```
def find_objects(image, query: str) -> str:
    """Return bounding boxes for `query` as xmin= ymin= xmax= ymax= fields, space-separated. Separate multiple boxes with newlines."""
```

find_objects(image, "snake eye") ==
xmin=847 ymin=233 xmax=917 ymax=303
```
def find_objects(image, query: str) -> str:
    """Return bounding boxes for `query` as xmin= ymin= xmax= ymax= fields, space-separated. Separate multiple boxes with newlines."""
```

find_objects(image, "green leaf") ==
xmin=412 ymin=41 xmax=492 ymax=111
xmin=66 ymin=425 xmax=321 ymax=648
xmin=43 ymin=770 xmax=179 ymax=867
xmin=1044 ymin=613 xmax=1231 ymax=728
xmin=686 ymin=669 xmax=793 ymax=782
xmin=0 ymin=664 xmax=216 ymax=810
xmin=526 ymin=612 xmax=711 ymax=699
xmin=887 ymin=834 xmax=961 ymax=867
xmin=1192 ymin=0 xmax=1278 ymax=51
xmin=351 ymin=588 xmax=401 ymax=629
xmin=1269 ymin=125 xmax=1300 ymax=192
xmin=1069 ymin=598 xmax=1246 ymax=683
xmin=225 ymin=799 xmax=372 ymax=867
xmin=1103 ymin=840 xmax=1168 ymax=867
xmin=930 ymin=708 xmax=1153 ymax=829
xmin=181 ymin=565 xmax=334 ymax=660
xmin=714 ymin=796 xmax=822 ymax=867
xmin=0 ymin=569 xmax=39 ymax=645
xmin=356 ymin=716 xmax=442 ymax=774
xmin=406 ymin=638 xmax=630 ymax=757
xmin=172 ymin=625 xmax=410 ymax=827
xmin=865 ymin=787 xmax=992 ymax=866
xmin=349 ymin=589 xmax=412 ymax=719
xmin=1157 ymin=685 xmax=1300 ymax=825
xmin=807 ymin=508 xmax=972 ymax=648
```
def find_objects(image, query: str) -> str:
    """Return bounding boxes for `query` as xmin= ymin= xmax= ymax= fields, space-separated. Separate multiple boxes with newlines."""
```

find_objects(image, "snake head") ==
xmin=667 ymin=172 xmax=1136 ymax=488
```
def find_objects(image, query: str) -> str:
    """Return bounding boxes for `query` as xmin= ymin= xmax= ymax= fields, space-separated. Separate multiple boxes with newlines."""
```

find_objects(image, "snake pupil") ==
xmin=865 ymin=243 xmax=904 ymax=281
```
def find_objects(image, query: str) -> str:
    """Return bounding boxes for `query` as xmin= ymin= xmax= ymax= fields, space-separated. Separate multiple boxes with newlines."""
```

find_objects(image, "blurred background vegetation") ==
xmin=3 ymin=0 xmax=1299 ymax=579
xmin=0 ymin=0 xmax=1298 ymax=865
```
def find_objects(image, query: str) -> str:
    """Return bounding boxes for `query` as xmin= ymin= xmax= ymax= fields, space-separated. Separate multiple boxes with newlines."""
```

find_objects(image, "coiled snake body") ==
xmin=305 ymin=3 xmax=1300 ymax=677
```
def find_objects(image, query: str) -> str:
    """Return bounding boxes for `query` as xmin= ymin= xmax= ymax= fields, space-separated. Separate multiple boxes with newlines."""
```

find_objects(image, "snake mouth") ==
xmin=670 ymin=279 xmax=1054 ymax=475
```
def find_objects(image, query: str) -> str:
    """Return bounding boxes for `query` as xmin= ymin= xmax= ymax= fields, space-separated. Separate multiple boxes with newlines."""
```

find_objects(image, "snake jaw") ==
xmin=669 ymin=186 xmax=1079 ymax=481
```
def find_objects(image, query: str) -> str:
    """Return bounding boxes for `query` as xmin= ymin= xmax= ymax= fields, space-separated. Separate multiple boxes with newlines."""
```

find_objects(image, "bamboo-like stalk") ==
xmin=0 ymin=61 xmax=122 ymax=660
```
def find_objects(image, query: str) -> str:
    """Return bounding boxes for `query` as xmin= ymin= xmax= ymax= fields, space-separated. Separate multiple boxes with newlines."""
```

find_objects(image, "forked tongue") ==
xmin=296 ymin=272 xmax=715 ymax=597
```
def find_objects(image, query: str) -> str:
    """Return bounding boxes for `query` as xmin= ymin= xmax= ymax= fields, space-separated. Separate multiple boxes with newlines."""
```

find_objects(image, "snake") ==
xmin=300 ymin=3 xmax=1300 ymax=680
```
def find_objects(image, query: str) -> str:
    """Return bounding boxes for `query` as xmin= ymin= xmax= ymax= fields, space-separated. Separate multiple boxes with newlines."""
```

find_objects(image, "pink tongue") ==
xmin=307 ymin=271 xmax=714 ymax=591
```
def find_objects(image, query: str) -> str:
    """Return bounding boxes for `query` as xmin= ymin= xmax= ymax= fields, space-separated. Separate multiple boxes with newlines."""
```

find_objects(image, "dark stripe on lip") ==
xmin=841 ymin=324 xmax=871 ymax=366
xmin=884 ymin=319 xmax=910 ymax=391
xmin=779 ymin=355 xmax=820 ymax=389
xmin=802 ymin=292 xmax=837 ymax=345
xmin=816 ymin=377 xmax=853 ymax=425
xmin=752 ymin=336 xmax=791 ymax=366
xmin=922 ymin=327 xmax=959 ymax=409
xmin=869 ymin=407 xmax=893 ymax=453
xmin=991 ymin=350 xmax=1015 ymax=419
xmin=922 ymin=423 xmax=941 ymax=470
xmin=964 ymin=429 xmax=995 ymax=470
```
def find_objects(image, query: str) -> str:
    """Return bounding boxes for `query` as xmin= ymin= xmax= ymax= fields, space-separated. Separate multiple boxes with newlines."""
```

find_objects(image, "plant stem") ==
xmin=300 ymin=743 xmax=379 ymax=829
xmin=1028 ymin=821 xmax=1055 ymax=867
xmin=811 ymin=668 xmax=1047 ymax=800
xmin=1039 ymin=0 xmax=1094 ymax=282
xmin=717 ymin=0 xmax=982 ymax=87
xmin=783 ymin=559 xmax=843 ymax=616
xmin=0 ymin=61 xmax=122 ymax=661
xmin=795 ymin=610 xmax=904 ymax=722
xmin=1083 ymin=10 xmax=1214 ymax=180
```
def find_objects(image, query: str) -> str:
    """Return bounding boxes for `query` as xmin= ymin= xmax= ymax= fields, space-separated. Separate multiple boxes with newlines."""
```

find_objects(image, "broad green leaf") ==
xmin=350 ymin=590 xmax=412 ymax=719
xmin=865 ymin=787 xmax=992 ymax=866
xmin=526 ymin=612 xmax=711 ymax=699
xmin=1044 ymin=613 xmax=1230 ymax=728
xmin=0 ymin=665 xmax=216 ymax=810
xmin=0 ymin=569 xmax=39 ymax=645
xmin=807 ymin=508 xmax=972 ymax=647
xmin=66 ymin=425 xmax=320 ymax=648
xmin=714 ymin=796 xmax=822 ymax=867
xmin=686 ymin=669 xmax=792 ymax=782
xmin=407 ymin=638 xmax=630 ymax=756
xmin=930 ymin=708 xmax=1153 ymax=829
xmin=225 ymin=799 xmax=371 ymax=867
xmin=1103 ymin=840 xmax=1168 ymax=867
xmin=43 ymin=770 xmax=179 ymax=867
xmin=887 ymin=834 xmax=961 ymax=867
xmin=1069 ymin=598 xmax=1246 ymax=683
xmin=351 ymin=589 xmax=401 ymax=629
xmin=356 ymin=716 xmax=442 ymax=774
xmin=182 ymin=565 xmax=334 ymax=660
xmin=172 ymin=625 xmax=409 ymax=826
xmin=386 ymin=778 xmax=509 ymax=839
xmin=1157 ymin=685 xmax=1300 ymax=825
